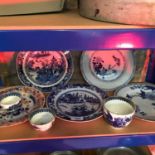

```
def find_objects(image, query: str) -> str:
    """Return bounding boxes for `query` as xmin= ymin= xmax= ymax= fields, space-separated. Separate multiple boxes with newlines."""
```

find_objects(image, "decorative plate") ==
xmin=0 ymin=86 xmax=45 ymax=127
xmin=47 ymin=84 xmax=107 ymax=122
xmin=80 ymin=50 xmax=135 ymax=91
xmin=16 ymin=51 xmax=73 ymax=92
xmin=115 ymin=83 xmax=155 ymax=121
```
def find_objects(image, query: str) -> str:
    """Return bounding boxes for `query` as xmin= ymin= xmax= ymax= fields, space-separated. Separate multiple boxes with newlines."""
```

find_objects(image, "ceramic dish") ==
xmin=29 ymin=108 xmax=55 ymax=131
xmin=103 ymin=96 xmax=136 ymax=128
xmin=47 ymin=84 xmax=107 ymax=122
xmin=0 ymin=0 xmax=65 ymax=16
xmin=16 ymin=51 xmax=73 ymax=92
xmin=0 ymin=86 xmax=45 ymax=127
xmin=80 ymin=50 xmax=135 ymax=91
xmin=115 ymin=83 xmax=155 ymax=121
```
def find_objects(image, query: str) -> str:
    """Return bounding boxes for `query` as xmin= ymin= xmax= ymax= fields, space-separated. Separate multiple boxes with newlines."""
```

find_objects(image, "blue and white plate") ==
xmin=16 ymin=51 xmax=73 ymax=92
xmin=80 ymin=50 xmax=135 ymax=91
xmin=115 ymin=83 xmax=155 ymax=121
xmin=47 ymin=84 xmax=107 ymax=122
xmin=0 ymin=86 xmax=45 ymax=127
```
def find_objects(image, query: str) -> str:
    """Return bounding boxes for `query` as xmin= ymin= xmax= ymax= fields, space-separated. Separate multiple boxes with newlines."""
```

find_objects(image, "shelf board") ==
xmin=0 ymin=10 xmax=152 ymax=30
xmin=1 ymin=117 xmax=155 ymax=154
xmin=0 ymin=10 xmax=155 ymax=51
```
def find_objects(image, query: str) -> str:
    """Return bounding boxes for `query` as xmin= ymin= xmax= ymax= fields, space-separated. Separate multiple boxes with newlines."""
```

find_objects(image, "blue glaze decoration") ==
xmin=116 ymin=83 xmax=155 ymax=121
xmin=47 ymin=84 xmax=107 ymax=122
xmin=104 ymin=111 xmax=132 ymax=128
xmin=16 ymin=51 xmax=73 ymax=92
xmin=0 ymin=86 xmax=45 ymax=127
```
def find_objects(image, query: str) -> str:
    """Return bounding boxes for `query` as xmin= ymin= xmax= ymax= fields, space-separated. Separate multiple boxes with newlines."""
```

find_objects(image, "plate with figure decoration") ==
xmin=80 ymin=50 xmax=135 ymax=91
xmin=47 ymin=84 xmax=107 ymax=122
xmin=0 ymin=86 xmax=45 ymax=127
xmin=115 ymin=83 xmax=155 ymax=121
xmin=16 ymin=51 xmax=73 ymax=92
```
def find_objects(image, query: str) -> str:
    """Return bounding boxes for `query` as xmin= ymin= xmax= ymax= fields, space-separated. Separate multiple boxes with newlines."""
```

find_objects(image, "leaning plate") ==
xmin=47 ymin=84 xmax=107 ymax=122
xmin=115 ymin=83 xmax=155 ymax=121
xmin=80 ymin=50 xmax=135 ymax=91
xmin=16 ymin=51 xmax=73 ymax=92
xmin=0 ymin=86 xmax=45 ymax=127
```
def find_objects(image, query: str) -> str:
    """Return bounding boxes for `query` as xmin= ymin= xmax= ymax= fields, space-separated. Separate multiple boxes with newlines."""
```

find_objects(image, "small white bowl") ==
xmin=103 ymin=96 xmax=136 ymax=128
xmin=29 ymin=108 xmax=55 ymax=131
xmin=0 ymin=93 xmax=21 ymax=109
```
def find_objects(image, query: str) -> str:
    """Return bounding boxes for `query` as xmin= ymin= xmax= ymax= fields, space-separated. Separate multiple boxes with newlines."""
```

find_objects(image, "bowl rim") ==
xmin=103 ymin=96 xmax=136 ymax=116
xmin=29 ymin=108 xmax=56 ymax=126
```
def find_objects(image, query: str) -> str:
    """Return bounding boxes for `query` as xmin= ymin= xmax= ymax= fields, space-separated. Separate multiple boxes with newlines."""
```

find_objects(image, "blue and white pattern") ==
xmin=90 ymin=51 xmax=125 ymax=81
xmin=116 ymin=83 xmax=155 ymax=121
xmin=104 ymin=110 xmax=133 ymax=128
xmin=80 ymin=50 xmax=135 ymax=91
xmin=16 ymin=51 xmax=73 ymax=92
xmin=47 ymin=84 xmax=107 ymax=122
xmin=0 ymin=86 xmax=45 ymax=127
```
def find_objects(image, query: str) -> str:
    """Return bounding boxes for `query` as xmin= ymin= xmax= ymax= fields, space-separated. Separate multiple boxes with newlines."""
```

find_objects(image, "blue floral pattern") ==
xmin=116 ymin=83 xmax=155 ymax=121
xmin=90 ymin=51 xmax=125 ymax=81
xmin=104 ymin=111 xmax=132 ymax=128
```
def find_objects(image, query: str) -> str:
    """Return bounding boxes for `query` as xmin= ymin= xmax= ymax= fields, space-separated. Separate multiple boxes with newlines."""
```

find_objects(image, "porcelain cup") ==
xmin=29 ymin=108 xmax=55 ymax=131
xmin=103 ymin=96 xmax=136 ymax=128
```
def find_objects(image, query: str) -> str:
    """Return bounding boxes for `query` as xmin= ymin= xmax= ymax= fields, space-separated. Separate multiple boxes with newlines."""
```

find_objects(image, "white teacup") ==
xmin=103 ymin=96 xmax=136 ymax=128
xmin=29 ymin=108 xmax=55 ymax=131
xmin=0 ymin=93 xmax=21 ymax=109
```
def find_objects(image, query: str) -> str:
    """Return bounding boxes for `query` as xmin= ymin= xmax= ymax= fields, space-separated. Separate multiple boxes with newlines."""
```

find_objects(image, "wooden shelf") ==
xmin=1 ymin=117 xmax=155 ymax=142
xmin=0 ymin=10 xmax=155 ymax=50
xmin=0 ymin=10 xmax=153 ymax=30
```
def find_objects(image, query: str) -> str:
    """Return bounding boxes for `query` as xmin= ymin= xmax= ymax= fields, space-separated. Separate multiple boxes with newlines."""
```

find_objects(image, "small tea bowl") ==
xmin=103 ymin=96 xmax=136 ymax=128
xmin=29 ymin=108 xmax=55 ymax=131
xmin=0 ymin=92 xmax=21 ymax=109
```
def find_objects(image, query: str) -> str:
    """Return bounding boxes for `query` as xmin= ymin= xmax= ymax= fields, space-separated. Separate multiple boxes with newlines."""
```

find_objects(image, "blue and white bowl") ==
xmin=29 ymin=108 xmax=55 ymax=131
xmin=103 ymin=96 xmax=136 ymax=128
